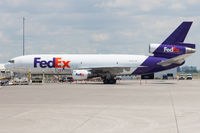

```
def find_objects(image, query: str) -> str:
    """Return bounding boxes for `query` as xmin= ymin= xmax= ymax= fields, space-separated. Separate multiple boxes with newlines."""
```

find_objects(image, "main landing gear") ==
xmin=103 ymin=78 xmax=116 ymax=84
xmin=102 ymin=72 xmax=117 ymax=84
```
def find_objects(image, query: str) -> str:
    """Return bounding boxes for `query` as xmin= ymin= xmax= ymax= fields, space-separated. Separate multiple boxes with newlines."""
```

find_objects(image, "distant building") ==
xmin=0 ymin=64 xmax=7 ymax=75
xmin=0 ymin=64 xmax=11 ymax=79
xmin=154 ymin=68 xmax=177 ymax=79
xmin=177 ymin=66 xmax=181 ymax=72
xmin=181 ymin=66 xmax=198 ymax=73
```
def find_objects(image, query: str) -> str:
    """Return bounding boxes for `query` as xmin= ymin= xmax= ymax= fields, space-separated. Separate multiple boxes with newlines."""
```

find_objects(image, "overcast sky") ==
xmin=0 ymin=0 xmax=200 ymax=68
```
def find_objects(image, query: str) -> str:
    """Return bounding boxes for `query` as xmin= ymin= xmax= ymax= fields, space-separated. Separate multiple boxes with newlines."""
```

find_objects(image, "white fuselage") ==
xmin=5 ymin=54 xmax=148 ymax=75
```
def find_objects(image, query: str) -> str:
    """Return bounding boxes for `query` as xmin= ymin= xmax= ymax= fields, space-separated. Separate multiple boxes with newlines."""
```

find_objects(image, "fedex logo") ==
xmin=76 ymin=73 xmax=84 ymax=76
xmin=34 ymin=57 xmax=70 ymax=68
xmin=164 ymin=47 xmax=179 ymax=53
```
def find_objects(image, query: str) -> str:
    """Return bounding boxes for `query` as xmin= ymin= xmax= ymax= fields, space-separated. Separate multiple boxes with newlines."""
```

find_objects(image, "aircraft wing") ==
xmin=79 ymin=66 xmax=129 ymax=75
xmin=91 ymin=67 xmax=131 ymax=75
xmin=157 ymin=54 xmax=192 ymax=67
xmin=79 ymin=65 xmax=146 ymax=76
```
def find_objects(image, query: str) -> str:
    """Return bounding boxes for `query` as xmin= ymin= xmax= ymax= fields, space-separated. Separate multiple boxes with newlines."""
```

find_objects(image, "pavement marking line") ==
xmin=68 ymin=105 xmax=109 ymax=133
xmin=169 ymin=86 xmax=180 ymax=133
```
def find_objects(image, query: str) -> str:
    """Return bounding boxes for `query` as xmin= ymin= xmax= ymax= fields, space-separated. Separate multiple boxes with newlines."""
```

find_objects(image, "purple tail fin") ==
xmin=162 ymin=22 xmax=192 ymax=44
xmin=151 ymin=21 xmax=195 ymax=58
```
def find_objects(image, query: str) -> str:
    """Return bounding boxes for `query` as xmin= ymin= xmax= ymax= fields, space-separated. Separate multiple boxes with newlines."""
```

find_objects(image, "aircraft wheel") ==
xmin=103 ymin=79 xmax=116 ymax=84
xmin=103 ymin=79 xmax=109 ymax=84
xmin=109 ymin=79 xmax=116 ymax=84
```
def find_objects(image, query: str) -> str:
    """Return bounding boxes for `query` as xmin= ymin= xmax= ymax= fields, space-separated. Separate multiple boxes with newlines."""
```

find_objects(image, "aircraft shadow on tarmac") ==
xmin=72 ymin=81 xmax=129 ymax=85
xmin=73 ymin=83 xmax=121 ymax=85
xmin=151 ymin=81 xmax=176 ymax=85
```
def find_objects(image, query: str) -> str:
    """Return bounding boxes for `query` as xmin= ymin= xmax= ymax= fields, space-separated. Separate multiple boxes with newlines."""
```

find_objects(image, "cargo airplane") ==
xmin=5 ymin=22 xmax=196 ymax=84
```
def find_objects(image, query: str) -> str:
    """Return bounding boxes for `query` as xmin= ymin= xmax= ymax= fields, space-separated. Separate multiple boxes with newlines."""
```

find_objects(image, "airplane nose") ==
xmin=5 ymin=59 xmax=15 ymax=70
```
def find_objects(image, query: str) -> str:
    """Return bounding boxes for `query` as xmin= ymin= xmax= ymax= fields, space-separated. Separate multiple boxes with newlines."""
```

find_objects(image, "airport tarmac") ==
xmin=0 ymin=80 xmax=200 ymax=133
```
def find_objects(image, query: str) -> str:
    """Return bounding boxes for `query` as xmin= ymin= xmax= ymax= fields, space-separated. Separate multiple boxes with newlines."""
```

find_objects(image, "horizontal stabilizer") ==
xmin=157 ymin=54 xmax=191 ymax=66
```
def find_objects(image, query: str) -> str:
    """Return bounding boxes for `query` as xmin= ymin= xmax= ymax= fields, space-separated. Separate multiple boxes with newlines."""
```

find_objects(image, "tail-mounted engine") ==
xmin=149 ymin=43 xmax=195 ymax=58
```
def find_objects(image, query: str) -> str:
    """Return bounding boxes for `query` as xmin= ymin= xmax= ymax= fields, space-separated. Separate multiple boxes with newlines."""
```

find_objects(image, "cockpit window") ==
xmin=8 ymin=60 xmax=15 ymax=63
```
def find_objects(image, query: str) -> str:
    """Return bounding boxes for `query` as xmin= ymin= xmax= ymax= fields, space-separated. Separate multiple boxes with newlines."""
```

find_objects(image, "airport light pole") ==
xmin=23 ymin=17 xmax=25 ymax=56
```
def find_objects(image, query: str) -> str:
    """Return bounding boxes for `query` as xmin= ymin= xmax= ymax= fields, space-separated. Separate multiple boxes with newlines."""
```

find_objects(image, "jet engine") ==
xmin=72 ymin=70 xmax=93 ymax=80
xmin=149 ymin=43 xmax=195 ymax=58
